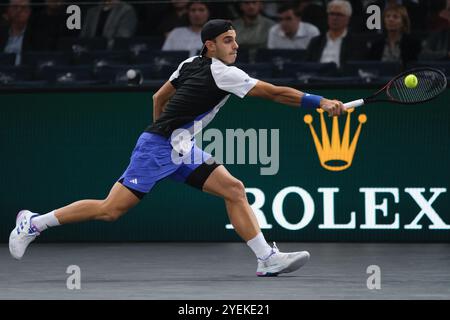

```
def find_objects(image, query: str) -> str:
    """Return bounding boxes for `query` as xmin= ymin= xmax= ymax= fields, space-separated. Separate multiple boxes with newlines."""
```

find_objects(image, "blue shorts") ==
xmin=118 ymin=132 xmax=220 ymax=199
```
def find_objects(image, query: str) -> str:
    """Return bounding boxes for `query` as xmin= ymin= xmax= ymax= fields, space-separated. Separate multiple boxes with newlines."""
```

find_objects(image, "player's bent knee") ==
xmin=225 ymin=179 xmax=247 ymax=202
xmin=99 ymin=203 xmax=128 ymax=222
xmin=103 ymin=210 xmax=123 ymax=222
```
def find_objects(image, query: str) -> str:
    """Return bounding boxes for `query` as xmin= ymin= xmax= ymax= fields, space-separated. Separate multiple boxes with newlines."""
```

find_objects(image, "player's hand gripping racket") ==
xmin=343 ymin=67 xmax=447 ymax=109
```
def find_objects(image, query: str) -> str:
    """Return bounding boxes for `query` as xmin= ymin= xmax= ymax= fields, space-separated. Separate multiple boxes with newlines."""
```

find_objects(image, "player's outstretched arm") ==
xmin=247 ymin=80 xmax=345 ymax=116
xmin=153 ymin=81 xmax=176 ymax=121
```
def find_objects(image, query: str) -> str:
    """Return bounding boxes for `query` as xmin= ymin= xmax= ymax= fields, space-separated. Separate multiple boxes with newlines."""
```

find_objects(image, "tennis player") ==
xmin=10 ymin=19 xmax=345 ymax=276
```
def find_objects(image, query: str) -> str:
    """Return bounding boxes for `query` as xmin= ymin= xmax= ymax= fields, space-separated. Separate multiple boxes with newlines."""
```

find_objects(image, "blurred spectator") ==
xmin=0 ymin=0 xmax=38 ymax=65
xmin=162 ymin=1 xmax=209 ymax=56
xmin=232 ymin=1 xmax=275 ymax=51
xmin=306 ymin=0 xmax=362 ymax=68
xmin=297 ymin=0 xmax=328 ymax=33
xmin=426 ymin=0 xmax=450 ymax=33
xmin=420 ymin=2 xmax=450 ymax=63
xmin=268 ymin=3 xmax=320 ymax=49
xmin=365 ymin=0 xmax=425 ymax=32
xmin=367 ymin=5 xmax=421 ymax=66
xmin=157 ymin=0 xmax=189 ymax=38
xmin=81 ymin=0 xmax=137 ymax=41
xmin=262 ymin=1 xmax=278 ymax=20
xmin=420 ymin=29 xmax=450 ymax=61
xmin=31 ymin=0 xmax=78 ymax=51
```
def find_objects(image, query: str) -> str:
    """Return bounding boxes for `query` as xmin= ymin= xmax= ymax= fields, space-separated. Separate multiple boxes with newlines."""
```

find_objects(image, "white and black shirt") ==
xmin=146 ymin=56 xmax=258 ymax=138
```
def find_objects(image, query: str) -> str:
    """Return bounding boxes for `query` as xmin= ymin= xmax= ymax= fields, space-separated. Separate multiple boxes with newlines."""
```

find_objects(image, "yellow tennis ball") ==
xmin=404 ymin=74 xmax=418 ymax=88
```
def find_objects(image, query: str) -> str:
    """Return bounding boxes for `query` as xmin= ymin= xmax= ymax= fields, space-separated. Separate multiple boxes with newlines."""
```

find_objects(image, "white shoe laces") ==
xmin=272 ymin=242 xmax=279 ymax=252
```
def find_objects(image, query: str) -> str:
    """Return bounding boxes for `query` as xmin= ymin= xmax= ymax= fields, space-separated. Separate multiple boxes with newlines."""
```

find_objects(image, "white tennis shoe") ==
xmin=9 ymin=210 xmax=40 ymax=260
xmin=256 ymin=242 xmax=310 ymax=277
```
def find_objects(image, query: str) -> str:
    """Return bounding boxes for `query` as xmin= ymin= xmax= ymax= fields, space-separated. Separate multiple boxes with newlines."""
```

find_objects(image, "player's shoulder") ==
xmin=211 ymin=58 xmax=238 ymax=72
xmin=175 ymin=55 xmax=200 ymax=69
xmin=170 ymin=56 xmax=201 ymax=81
xmin=210 ymin=58 xmax=242 ymax=75
xmin=209 ymin=58 xmax=256 ymax=89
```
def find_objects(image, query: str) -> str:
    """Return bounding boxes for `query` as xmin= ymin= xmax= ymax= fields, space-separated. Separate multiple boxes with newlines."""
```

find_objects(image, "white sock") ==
xmin=247 ymin=232 xmax=272 ymax=260
xmin=31 ymin=210 xmax=60 ymax=232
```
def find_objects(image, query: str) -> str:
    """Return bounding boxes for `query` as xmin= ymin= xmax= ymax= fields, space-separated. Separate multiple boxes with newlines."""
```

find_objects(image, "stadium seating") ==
xmin=255 ymin=49 xmax=307 ymax=65
xmin=35 ymin=65 xmax=94 ymax=83
xmin=94 ymin=64 xmax=171 ymax=84
xmin=0 ymin=39 xmax=447 ymax=89
xmin=344 ymin=61 xmax=402 ymax=83
xmin=72 ymin=50 xmax=131 ymax=66
xmin=113 ymin=37 xmax=165 ymax=54
xmin=276 ymin=62 xmax=338 ymax=81
xmin=408 ymin=61 xmax=450 ymax=75
xmin=0 ymin=66 xmax=33 ymax=84
xmin=58 ymin=37 xmax=108 ymax=52
xmin=307 ymin=76 xmax=367 ymax=86
xmin=132 ymin=50 xmax=190 ymax=66
xmin=0 ymin=53 xmax=16 ymax=66
xmin=235 ymin=48 xmax=250 ymax=63
xmin=22 ymin=52 xmax=71 ymax=69
xmin=235 ymin=63 xmax=273 ymax=78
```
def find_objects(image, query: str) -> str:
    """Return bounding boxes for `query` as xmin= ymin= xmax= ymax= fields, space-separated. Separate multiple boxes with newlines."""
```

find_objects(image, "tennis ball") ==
xmin=404 ymin=74 xmax=418 ymax=88
xmin=127 ymin=69 xmax=136 ymax=79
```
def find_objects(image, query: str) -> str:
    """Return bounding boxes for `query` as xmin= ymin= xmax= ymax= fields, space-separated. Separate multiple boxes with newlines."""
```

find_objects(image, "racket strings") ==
xmin=389 ymin=70 xmax=446 ymax=103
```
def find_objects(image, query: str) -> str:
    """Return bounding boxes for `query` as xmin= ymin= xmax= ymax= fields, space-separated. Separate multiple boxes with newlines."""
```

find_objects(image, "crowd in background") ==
xmin=1 ymin=0 xmax=449 ymax=71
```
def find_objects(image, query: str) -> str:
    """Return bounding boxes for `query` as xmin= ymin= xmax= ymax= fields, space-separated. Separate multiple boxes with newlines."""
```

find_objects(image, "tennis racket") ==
xmin=343 ymin=67 xmax=447 ymax=109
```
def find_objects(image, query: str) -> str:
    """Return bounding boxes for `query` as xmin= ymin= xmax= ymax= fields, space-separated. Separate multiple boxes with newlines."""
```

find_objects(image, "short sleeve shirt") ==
xmin=146 ymin=56 xmax=258 ymax=138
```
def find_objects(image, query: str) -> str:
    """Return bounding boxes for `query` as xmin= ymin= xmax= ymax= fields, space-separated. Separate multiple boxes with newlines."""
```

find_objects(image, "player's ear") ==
xmin=205 ymin=40 xmax=216 ymax=53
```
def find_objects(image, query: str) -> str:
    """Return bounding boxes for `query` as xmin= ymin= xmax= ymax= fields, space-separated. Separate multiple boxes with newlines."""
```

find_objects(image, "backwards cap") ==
xmin=200 ymin=19 xmax=234 ymax=56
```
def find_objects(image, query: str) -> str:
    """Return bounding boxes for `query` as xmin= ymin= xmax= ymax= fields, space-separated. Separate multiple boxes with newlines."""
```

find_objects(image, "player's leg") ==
xmin=169 ymin=146 xmax=261 ymax=242
xmin=170 ymin=143 xmax=310 ymax=276
xmin=201 ymin=165 xmax=310 ymax=276
xmin=9 ymin=131 xmax=175 ymax=260
xmin=202 ymin=165 xmax=260 ymax=242
xmin=9 ymin=182 xmax=141 ymax=260
xmin=170 ymin=148 xmax=273 ymax=257
xmin=31 ymin=181 xmax=141 ymax=230
xmin=200 ymin=165 xmax=273 ymax=258
xmin=54 ymin=182 xmax=141 ymax=224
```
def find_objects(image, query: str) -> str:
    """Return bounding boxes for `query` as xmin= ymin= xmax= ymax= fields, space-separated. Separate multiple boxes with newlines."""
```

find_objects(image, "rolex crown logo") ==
xmin=304 ymin=108 xmax=367 ymax=171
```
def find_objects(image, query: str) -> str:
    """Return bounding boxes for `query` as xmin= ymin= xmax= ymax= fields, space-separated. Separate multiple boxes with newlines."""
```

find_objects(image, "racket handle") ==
xmin=344 ymin=99 xmax=365 ymax=109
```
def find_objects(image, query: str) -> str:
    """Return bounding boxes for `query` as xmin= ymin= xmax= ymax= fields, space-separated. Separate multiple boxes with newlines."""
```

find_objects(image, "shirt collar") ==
xmin=277 ymin=22 xmax=307 ymax=38
xmin=327 ymin=28 xmax=348 ymax=41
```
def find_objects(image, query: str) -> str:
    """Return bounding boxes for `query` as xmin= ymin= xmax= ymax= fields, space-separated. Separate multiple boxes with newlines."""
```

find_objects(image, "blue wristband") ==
xmin=301 ymin=93 xmax=323 ymax=109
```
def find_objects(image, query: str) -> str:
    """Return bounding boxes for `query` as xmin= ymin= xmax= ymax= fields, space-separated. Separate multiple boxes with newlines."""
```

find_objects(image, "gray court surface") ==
xmin=1 ymin=242 xmax=449 ymax=300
